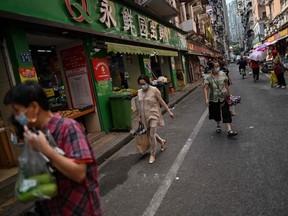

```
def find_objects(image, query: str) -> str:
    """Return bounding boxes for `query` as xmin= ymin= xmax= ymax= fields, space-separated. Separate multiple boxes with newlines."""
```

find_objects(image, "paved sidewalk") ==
xmin=0 ymin=79 xmax=203 ymax=216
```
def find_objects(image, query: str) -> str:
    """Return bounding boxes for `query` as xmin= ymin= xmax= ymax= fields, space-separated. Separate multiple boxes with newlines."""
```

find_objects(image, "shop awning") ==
xmin=106 ymin=42 xmax=178 ymax=57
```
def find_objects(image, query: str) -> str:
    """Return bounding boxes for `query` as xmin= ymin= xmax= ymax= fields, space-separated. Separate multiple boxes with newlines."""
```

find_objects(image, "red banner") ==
xmin=91 ymin=58 xmax=111 ymax=82
xmin=60 ymin=45 xmax=87 ymax=71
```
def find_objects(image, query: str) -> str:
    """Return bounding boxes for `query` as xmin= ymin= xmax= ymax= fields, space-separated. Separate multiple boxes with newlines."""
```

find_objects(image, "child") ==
xmin=270 ymin=70 xmax=278 ymax=88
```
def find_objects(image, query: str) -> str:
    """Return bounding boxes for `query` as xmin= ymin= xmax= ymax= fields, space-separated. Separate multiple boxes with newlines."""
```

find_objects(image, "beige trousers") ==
xmin=148 ymin=126 xmax=163 ymax=156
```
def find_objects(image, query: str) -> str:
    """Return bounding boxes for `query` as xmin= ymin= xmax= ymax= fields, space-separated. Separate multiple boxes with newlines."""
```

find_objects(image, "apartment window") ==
xmin=262 ymin=11 xmax=266 ymax=18
xmin=281 ymin=0 xmax=288 ymax=11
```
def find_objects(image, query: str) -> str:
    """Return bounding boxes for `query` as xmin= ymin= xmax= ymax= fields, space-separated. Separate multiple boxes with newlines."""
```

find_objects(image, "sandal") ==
xmin=160 ymin=140 xmax=167 ymax=152
xmin=227 ymin=130 xmax=238 ymax=137
xmin=216 ymin=126 xmax=221 ymax=133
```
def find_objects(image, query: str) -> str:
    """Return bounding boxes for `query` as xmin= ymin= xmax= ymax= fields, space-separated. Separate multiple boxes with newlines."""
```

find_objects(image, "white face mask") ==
xmin=141 ymin=84 xmax=149 ymax=91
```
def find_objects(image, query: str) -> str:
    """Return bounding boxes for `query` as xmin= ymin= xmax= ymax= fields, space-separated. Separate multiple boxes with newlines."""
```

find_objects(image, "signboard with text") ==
xmin=0 ymin=0 xmax=187 ymax=50
xmin=91 ymin=58 xmax=111 ymax=82
xmin=18 ymin=67 xmax=38 ymax=83
xmin=60 ymin=45 xmax=94 ymax=108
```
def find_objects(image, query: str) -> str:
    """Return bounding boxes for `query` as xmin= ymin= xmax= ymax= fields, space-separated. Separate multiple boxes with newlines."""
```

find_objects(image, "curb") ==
xmin=96 ymin=133 xmax=134 ymax=165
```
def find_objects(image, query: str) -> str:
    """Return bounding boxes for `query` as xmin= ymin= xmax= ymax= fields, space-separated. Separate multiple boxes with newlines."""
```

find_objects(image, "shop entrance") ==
xmin=27 ymin=33 xmax=101 ymax=133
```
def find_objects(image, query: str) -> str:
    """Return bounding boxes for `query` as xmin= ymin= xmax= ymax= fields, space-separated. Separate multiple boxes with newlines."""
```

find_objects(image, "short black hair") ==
xmin=4 ymin=81 xmax=50 ymax=111
xmin=208 ymin=62 xmax=214 ymax=70
xmin=137 ymin=74 xmax=150 ymax=85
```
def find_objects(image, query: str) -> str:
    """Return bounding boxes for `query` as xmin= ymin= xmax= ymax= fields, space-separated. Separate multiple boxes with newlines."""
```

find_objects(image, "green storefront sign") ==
xmin=0 ymin=0 xmax=186 ymax=50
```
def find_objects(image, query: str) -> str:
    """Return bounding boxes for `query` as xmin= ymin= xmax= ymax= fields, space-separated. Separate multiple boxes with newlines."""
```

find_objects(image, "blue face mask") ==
xmin=215 ymin=67 xmax=221 ymax=73
xmin=141 ymin=84 xmax=149 ymax=91
xmin=15 ymin=112 xmax=28 ymax=126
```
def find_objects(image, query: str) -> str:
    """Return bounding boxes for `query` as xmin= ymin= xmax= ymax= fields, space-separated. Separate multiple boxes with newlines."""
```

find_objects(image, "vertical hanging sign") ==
xmin=60 ymin=45 xmax=94 ymax=108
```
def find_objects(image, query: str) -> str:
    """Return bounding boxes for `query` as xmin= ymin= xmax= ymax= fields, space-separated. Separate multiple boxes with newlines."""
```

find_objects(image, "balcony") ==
xmin=198 ymin=13 xmax=210 ymax=23
xmin=180 ymin=19 xmax=194 ymax=32
xmin=192 ymin=5 xmax=203 ymax=15
xmin=265 ymin=0 xmax=273 ymax=5
xmin=137 ymin=0 xmax=179 ymax=19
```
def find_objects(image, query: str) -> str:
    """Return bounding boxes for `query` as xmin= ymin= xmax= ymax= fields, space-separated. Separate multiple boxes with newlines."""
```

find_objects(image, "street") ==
xmin=99 ymin=64 xmax=288 ymax=216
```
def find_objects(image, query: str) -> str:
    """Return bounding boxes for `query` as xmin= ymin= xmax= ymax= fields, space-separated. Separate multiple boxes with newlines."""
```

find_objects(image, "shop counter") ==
xmin=58 ymin=107 xmax=95 ymax=119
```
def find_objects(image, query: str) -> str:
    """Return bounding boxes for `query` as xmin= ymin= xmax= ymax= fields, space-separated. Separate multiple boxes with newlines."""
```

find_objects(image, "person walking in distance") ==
xmin=250 ymin=59 xmax=260 ymax=82
xmin=137 ymin=74 xmax=174 ymax=164
xmin=204 ymin=62 xmax=238 ymax=137
xmin=272 ymin=50 xmax=286 ymax=88
xmin=219 ymin=60 xmax=233 ymax=86
xmin=4 ymin=81 xmax=102 ymax=216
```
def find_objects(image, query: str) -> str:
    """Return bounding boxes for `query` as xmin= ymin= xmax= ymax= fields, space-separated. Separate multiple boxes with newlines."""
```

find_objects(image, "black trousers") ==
xmin=209 ymin=101 xmax=232 ymax=123
xmin=252 ymin=68 xmax=259 ymax=80
xmin=276 ymin=72 xmax=286 ymax=86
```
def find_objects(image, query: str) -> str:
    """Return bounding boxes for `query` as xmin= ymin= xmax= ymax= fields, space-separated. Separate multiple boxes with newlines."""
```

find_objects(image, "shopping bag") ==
xmin=135 ymin=123 xmax=150 ymax=154
xmin=15 ymin=135 xmax=57 ymax=202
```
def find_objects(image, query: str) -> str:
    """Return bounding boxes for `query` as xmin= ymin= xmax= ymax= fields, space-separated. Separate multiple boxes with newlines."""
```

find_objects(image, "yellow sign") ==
xmin=279 ymin=28 xmax=288 ymax=38
xmin=44 ymin=88 xmax=55 ymax=98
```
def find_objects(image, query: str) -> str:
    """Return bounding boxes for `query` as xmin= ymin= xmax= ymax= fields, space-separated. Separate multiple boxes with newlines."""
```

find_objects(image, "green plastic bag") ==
xmin=15 ymin=139 xmax=57 ymax=202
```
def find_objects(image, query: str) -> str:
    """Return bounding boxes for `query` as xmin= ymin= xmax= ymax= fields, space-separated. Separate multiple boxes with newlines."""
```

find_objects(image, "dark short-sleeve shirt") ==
xmin=36 ymin=114 xmax=102 ymax=216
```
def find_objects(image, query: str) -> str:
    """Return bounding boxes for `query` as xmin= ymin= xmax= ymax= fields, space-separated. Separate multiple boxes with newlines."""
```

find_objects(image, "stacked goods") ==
xmin=58 ymin=109 xmax=81 ymax=118
xmin=118 ymin=88 xmax=138 ymax=96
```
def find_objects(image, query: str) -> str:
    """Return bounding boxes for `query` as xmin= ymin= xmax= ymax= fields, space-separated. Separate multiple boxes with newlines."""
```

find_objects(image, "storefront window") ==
xmin=30 ymin=46 xmax=68 ymax=111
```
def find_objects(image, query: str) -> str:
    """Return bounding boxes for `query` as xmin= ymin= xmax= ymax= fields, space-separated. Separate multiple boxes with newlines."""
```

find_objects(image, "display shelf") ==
xmin=66 ymin=107 xmax=95 ymax=119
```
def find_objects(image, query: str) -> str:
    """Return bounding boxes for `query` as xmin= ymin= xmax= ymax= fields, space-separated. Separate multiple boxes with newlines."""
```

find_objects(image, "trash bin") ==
xmin=109 ymin=92 xmax=132 ymax=131
xmin=152 ymin=83 xmax=169 ymax=104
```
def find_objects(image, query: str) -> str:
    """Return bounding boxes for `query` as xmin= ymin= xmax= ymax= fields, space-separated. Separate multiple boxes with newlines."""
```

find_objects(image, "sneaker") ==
xmin=281 ymin=86 xmax=286 ymax=89
xmin=149 ymin=155 xmax=156 ymax=164
xmin=276 ymin=85 xmax=281 ymax=88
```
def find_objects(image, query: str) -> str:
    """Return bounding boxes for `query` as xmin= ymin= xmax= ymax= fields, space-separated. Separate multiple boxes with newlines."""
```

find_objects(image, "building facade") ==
xmin=237 ymin=0 xmax=255 ymax=52
xmin=228 ymin=0 xmax=244 ymax=46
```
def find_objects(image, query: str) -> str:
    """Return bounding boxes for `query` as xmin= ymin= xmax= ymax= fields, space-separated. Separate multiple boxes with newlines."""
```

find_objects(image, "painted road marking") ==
xmin=142 ymin=109 xmax=208 ymax=216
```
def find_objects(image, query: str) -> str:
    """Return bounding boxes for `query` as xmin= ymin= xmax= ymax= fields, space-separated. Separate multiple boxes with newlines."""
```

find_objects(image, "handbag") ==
xmin=135 ymin=123 xmax=150 ymax=154
xmin=211 ymin=75 xmax=241 ymax=106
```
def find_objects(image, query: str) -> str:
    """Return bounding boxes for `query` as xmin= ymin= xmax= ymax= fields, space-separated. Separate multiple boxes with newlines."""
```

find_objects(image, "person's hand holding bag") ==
xmin=23 ymin=126 xmax=54 ymax=157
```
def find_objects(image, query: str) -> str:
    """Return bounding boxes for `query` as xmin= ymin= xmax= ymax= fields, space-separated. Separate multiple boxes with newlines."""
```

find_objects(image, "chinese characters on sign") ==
xmin=122 ymin=7 xmax=136 ymax=36
xmin=60 ymin=45 xmax=94 ymax=108
xmin=64 ymin=0 xmax=168 ymax=42
xmin=100 ymin=0 xmax=117 ymax=28
xmin=91 ymin=59 xmax=111 ymax=82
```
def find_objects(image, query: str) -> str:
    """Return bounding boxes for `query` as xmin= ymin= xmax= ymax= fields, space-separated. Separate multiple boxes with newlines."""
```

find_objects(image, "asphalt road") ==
xmin=98 ymin=64 xmax=288 ymax=216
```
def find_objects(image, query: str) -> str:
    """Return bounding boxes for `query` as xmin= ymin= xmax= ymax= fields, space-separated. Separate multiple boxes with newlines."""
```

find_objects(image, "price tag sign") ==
xmin=44 ymin=88 xmax=55 ymax=97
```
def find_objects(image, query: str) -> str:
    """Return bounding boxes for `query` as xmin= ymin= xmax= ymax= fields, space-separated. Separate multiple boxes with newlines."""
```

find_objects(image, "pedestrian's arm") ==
xmin=155 ymin=89 xmax=174 ymax=118
xmin=225 ymin=82 xmax=232 ymax=96
xmin=24 ymin=128 xmax=87 ymax=183
xmin=204 ymin=84 xmax=209 ymax=106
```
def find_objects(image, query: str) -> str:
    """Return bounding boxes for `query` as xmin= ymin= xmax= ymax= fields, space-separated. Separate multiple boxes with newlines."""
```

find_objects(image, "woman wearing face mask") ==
xmin=204 ymin=62 xmax=238 ymax=137
xmin=4 ymin=81 xmax=102 ymax=216
xmin=137 ymin=74 xmax=174 ymax=164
